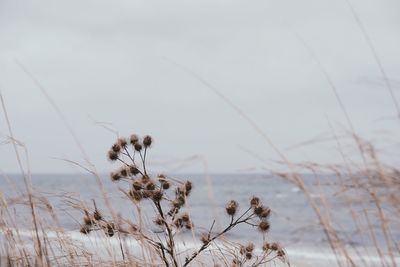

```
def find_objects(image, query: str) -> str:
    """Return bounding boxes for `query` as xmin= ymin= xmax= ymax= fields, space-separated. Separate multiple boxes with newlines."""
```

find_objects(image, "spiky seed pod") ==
xmin=250 ymin=196 xmax=260 ymax=207
xmin=184 ymin=181 xmax=192 ymax=196
xmin=152 ymin=190 xmax=163 ymax=202
xmin=129 ymin=165 xmax=140 ymax=176
xmin=80 ymin=225 xmax=91 ymax=234
xmin=110 ymin=172 xmax=121 ymax=182
xmin=108 ymin=150 xmax=118 ymax=161
xmin=254 ymin=205 xmax=264 ymax=215
xmin=262 ymin=242 xmax=271 ymax=251
xmin=181 ymin=213 xmax=190 ymax=222
xmin=162 ymin=181 xmax=171 ymax=190
xmin=143 ymin=135 xmax=152 ymax=148
xmin=174 ymin=218 xmax=183 ymax=228
xmin=134 ymin=143 xmax=142 ymax=152
xmin=141 ymin=175 xmax=150 ymax=184
xmin=130 ymin=134 xmax=139 ymax=145
xmin=185 ymin=221 xmax=193 ymax=229
xmin=259 ymin=207 xmax=271 ymax=218
xmin=105 ymin=223 xmax=114 ymax=237
xmin=270 ymin=242 xmax=279 ymax=251
xmin=118 ymin=138 xmax=128 ymax=148
xmin=277 ymin=249 xmax=285 ymax=257
xmin=145 ymin=181 xmax=155 ymax=191
xmin=129 ymin=190 xmax=142 ymax=202
xmin=200 ymin=233 xmax=209 ymax=244
xmin=83 ymin=216 xmax=92 ymax=225
xmin=245 ymin=252 xmax=252 ymax=260
xmin=119 ymin=167 xmax=128 ymax=177
xmin=245 ymin=242 xmax=255 ymax=252
xmin=225 ymin=200 xmax=238 ymax=216
xmin=172 ymin=200 xmax=182 ymax=209
xmin=258 ymin=220 xmax=270 ymax=232
xmin=111 ymin=143 xmax=121 ymax=153
xmin=93 ymin=210 xmax=102 ymax=221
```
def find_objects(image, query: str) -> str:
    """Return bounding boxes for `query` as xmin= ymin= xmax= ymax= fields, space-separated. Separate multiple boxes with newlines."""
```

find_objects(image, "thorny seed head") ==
xmin=258 ymin=220 xmax=270 ymax=232
xmin=270 ymin=242 xmax=280 ymax=251
xmin=185 ymin=221 xmax=193 ymax=230
xmin=250 ymin=196 xmax=260 ymax=207
xmin=141 ymin=175 xmax=150 ymax=184
xmin=108 ymin=150 xmax=118 ymax=161
xmin=277 ymin=249 xmax=285 ymax=257
xmin=93 ymin=210 xmax=102 ymax=221
xmin=143 ymin=135 xmax=153 ymax=148
xmin=134 ymin=143 xmax=142 ymax=152
xmin=254 ymin=205 xmax=264 ymax=215
xmin=119 ymin=167 xmax=128 ymax=177
xmin=181 ymin=213 xmax=190 ymax=222
xmin=129 ymin=165 xmax=140 ymax=176
xmin=245 ymin=242 xmax=255 ymax=252
xmin=145 ymin=181 xmax=156 ymax=190
xmin=162 ymin=180 xmax=171 ymax=190
xmin=117 ymin=138 xmax=128 ymax=148
xmin=152 ymin=190 xmax=163 ymax=202
xmin=172 ymin=200 xmax=182 ymax=209
xmin=111 ymin=143 xmax=121 ymax=153
xmin=110 ymin=171 xmax=121 ymax=182
xmin=184 ymin=181 xmax=192 ymax=196
xmin=225 ymin=200 xmax=238 ymax=216
xmin=262 ymin=242 xmax=271 ymax=251
xmin=245 ymin=252 xmax=252 ymax=260
xmin=259 ymin=207 xmax=271 ymax=218
xmin=130 ymin=134 xmax=139 ymax=145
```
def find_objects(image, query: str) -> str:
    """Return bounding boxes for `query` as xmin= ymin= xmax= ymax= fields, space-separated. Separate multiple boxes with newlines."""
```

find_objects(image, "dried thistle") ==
xmin=225 ymin=200 xmax=238 ymax=216
xmin=143 ymin=135 xmax=153 ymax=147
xmin=107 ymin=150 xmax=118 ymax=161
xmin=130 ymin=134 xmax=139 ymax=145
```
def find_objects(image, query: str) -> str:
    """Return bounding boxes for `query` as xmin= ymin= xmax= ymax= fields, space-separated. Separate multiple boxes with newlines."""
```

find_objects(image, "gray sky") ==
xmin=1 ymin=0 xmax=400 ymax=174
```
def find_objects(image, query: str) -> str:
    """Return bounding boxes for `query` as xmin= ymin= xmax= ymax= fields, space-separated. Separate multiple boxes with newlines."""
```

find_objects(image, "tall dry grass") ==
xmin=0 ymin=92 xmax=289 ymax=266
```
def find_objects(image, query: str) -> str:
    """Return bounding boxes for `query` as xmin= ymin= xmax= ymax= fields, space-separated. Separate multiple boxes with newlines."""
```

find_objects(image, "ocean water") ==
xmin=1 ymin=173 xmax=399 ymax=257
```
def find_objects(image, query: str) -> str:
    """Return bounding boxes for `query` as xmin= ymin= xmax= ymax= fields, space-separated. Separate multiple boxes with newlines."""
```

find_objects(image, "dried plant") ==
xmin=79 ymin=133 xmax=289 ymax=267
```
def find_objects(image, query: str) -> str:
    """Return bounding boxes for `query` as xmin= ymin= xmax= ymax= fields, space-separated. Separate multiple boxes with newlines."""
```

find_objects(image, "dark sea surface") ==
xmin=1 ymin=173 xmax=398 ymax=249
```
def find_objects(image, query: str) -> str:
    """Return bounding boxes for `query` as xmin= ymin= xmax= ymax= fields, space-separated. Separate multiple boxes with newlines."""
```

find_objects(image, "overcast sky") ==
xmin=1 ymin=0 xmax=400 ymax=174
